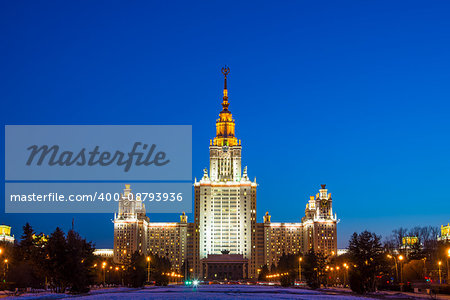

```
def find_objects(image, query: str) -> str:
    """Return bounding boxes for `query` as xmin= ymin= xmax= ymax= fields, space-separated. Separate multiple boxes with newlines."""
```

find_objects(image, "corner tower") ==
xmin=302 ymin=184 xmax=338 ymax=257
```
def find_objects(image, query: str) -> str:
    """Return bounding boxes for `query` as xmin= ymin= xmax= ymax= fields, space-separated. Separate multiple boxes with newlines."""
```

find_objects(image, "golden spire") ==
xmin=213 ymin=66 xmax=238 ymax=147
xmin=221 ymin=66 xmax=230 ymax=111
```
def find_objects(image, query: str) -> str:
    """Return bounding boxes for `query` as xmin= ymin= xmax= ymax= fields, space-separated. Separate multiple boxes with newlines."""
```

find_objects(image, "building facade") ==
xmin=113 ymin=185 xmax=188 ymax=270
xmin=0 ymin=225 xmax=15 ymax=244
xmin=113 ymin=68 xmax=338 ymax=279
xmin=438 ymin=223 xmax=450 ymax=242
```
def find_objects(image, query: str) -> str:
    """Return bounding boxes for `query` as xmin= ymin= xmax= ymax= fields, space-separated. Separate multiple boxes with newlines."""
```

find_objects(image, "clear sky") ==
xmin=1 ymin=1 xmax=449 ymax=249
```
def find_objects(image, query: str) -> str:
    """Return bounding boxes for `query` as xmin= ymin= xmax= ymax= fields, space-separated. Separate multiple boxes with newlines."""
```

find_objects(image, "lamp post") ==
xmin=330 ymin=267 xmax=334 ymax=286
xmin=102 ymin=262 xmax=107 ymax=285
xmin=398 ymin=255 xmax=404 ymax=291
xmin=438 ymin=261 xmax=442 ymax=284
xmin=447 ymin=249 xmax=450 ymax=283
xmin=422 ymin=257 xmax=427 ymax=279
xmin=115 ymin=267 xmax=119 ymax=285
xmin=299 ymin=257 xmax=302 ymax=281
xmin=3 ymin=259 xmax=8 ymax=283
xmin=336 ymin=266 xmax=340 ymax=285
xmin=146 ymin=256 xmax=151 ymax=283
xmin=343 ymin=263 xmax=348 ymax=287
xmin=387 ymin=254 xmax=399 ymax=283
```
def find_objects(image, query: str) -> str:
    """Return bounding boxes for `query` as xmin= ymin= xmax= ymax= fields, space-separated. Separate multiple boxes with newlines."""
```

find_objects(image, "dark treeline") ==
xmin=5 ymin=223 xmax=94 ymax=293
xmin=3 ymin=223 xmax=175 ymax=294
xmin=260 ymin=226 xmax=449 ymax=294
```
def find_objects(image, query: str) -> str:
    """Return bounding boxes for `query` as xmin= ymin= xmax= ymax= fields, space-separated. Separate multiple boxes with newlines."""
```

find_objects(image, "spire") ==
xmin=213 ymin=66 xmax=238 ymax=147
xmin=221 ymin=66 xmax=230 ymax=111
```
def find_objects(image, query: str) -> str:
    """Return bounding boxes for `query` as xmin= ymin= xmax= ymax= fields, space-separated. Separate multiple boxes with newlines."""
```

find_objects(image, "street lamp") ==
xmin=438 ymin=261 xmax=442 ymax=284
xmin=387 ymin=254 xmax=399 ymax=283
xmin=398 ymin=255 xmax=404 ymax=291
xmin=114 ymin=267 xmax=119 ymax=285
xmin=447 ymin=249 xmax=450 ymax=283
xmin=422 ymin=257 xmax=427 ymax=279
xmin=146 ymin=256 xmax=151 ymax=283
xmin=343 ymin=263 xmax=349 ymax=287
xmin=298 ymin=257 xmax=303 ymax=281
xmin=102 ymin=262 xmax=107 ymax=285
xmin=3 ymin=259 xmax=8 ymax=283
xmin=336 ymin=266 xmax=340 ymax=285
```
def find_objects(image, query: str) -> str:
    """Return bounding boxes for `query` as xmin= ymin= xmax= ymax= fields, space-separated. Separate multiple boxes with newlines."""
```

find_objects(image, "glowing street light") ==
xmin=102 ymin=262 xmax=107 ymax=284
xmin=398 ymin=255 xmax=404 ymax=291
xmin=447 ymin=249 xmax=450 ymax=283
xmin=298 ymin=257 xmax=303 ymax=281
xmin=438 ymin=261 xmax=442 ymax=284
xmin=146 ymin=256 xmax=151 ymax=283
xmin=3 ymin=258 xmax=8 ymax=283
xmin=343 ymin=263 xmax=349 ymax=286
xmin=387 ymin=254 xmax=399 ymax=282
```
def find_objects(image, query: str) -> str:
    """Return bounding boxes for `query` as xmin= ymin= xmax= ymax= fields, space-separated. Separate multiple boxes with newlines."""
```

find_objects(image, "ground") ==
xmin=5 ymin=285 xmax=448 ymax=300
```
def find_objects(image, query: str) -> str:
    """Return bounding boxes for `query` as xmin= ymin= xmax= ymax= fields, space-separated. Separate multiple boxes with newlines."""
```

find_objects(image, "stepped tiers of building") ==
xmin=113 ymin=67 xmax=338 ymax=279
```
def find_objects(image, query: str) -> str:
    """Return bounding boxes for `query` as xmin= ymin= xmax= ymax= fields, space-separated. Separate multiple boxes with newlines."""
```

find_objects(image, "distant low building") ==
xmin=402 ymin=236 xmax=419 ymax=246
xmin=337 ymin=249 xmax=348 ymax=256
xmin=438 ymin=223 xmax=450 ymax=242
xmin=0 ymin=225 xmax=14 ymax=244
xmin=93 ymin=249 xmax=114 ymax=258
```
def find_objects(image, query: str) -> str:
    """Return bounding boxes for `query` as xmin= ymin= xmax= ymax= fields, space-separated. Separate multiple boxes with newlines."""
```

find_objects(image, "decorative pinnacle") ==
xmin=222 ymin=66 xmax=230 ymax=90
xmin=221 ymin=65 xmax=230 ymax=77
xmin=221 ymin=66 xmax=230 ymax=110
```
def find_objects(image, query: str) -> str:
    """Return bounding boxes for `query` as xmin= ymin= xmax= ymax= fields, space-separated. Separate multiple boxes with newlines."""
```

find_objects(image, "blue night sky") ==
xmin=1 ymin=1 xmax=449 ymax=249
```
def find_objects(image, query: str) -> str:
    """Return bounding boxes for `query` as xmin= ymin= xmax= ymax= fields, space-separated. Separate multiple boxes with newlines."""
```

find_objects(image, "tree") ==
xmin=270 ymin=263 xmax=277 ymax=274
xmin=303 ymin=250 xmax=327 ymax=289
xmin=17 ymin=223 xmax=35 ymax=260
xmin=10 ymin=223 xmax=45 ymax=288
xmin=276 ymin=253 xmax=299 ymax=286
xmin=66 ymin=230 xmax=95 ymax=293
xmin=409 ymin=241 xmax=424 ymax=260
xmin=348 ymin=231 xmax=385 ymax=294
xmin=181 ymin=260 xmax=191 ymax=281
xmin=124 ymin=252 xmax=146 ymax=287
xmin=150 ymin=254 xmax=171 ymax=286
xmin=258 ymin=264 xmax=269 ymax=281
xmin=46 ymin=227 xmax=69 ymax=292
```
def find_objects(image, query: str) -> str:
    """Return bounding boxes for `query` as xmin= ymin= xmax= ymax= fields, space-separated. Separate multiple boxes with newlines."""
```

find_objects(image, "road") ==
xmin=7 ymin=284 xmax=446 ymax=299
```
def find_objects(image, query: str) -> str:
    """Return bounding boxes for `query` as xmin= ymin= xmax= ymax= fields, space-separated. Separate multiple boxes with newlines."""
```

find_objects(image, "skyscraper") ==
xmin=192 ymin=66 xmax=258 ymax=277
xmin=113 ymin=68 xmax=338 ymax=280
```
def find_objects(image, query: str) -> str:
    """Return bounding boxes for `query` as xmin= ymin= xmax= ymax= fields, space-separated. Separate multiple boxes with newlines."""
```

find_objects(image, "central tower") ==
xmin=193 ymin=67 xmax=258 ymax=278
xmin=209 ymin=66 xmax=241 ymax=182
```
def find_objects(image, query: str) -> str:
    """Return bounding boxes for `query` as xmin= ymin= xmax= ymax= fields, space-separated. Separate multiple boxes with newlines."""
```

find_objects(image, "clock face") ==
xmin=123 ymin=200 xmax=130 ymax=207
xmin=222 ymin=145 xmax=229 ymax=152
xmin=321 ymin=199 xmax=328 ymax=207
